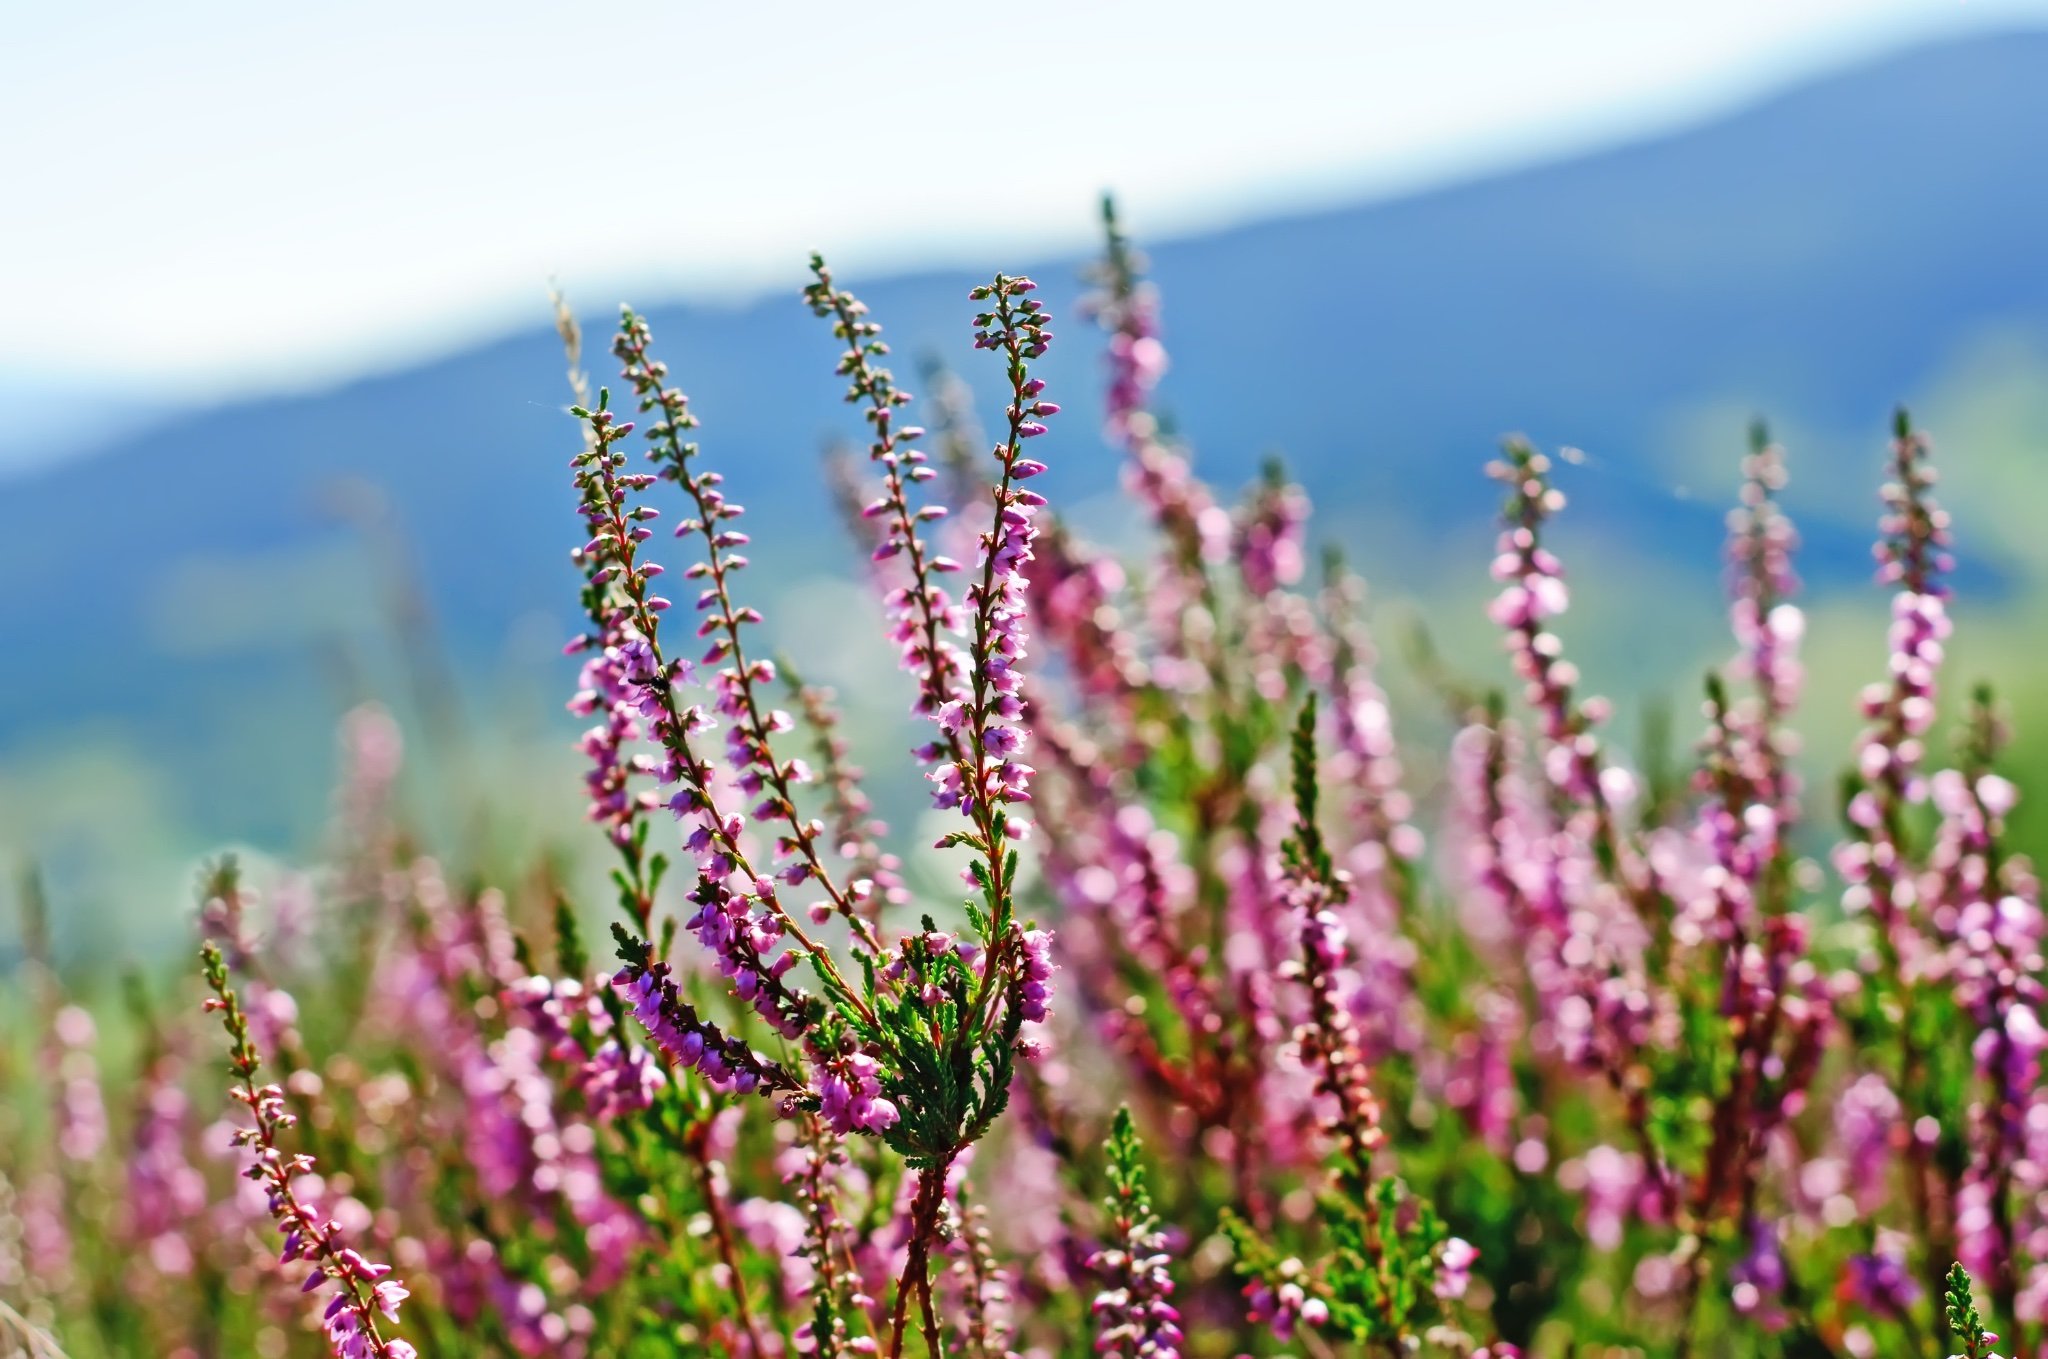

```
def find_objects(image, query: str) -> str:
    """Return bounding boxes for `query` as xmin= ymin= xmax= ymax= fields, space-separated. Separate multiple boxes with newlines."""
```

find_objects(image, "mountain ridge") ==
xmin=6 ymin=27 xmax=2048 ymax=865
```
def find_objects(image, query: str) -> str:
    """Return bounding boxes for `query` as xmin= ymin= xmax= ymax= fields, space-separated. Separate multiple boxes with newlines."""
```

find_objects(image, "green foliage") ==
xmin=1321 ymin=1181 xmax=1451 ymax=1347
xmin=1283 ymin=694 xmax=1335 ymax=889
xmin=1946 ymin=1262 xmax=1994 ymax=1359
xmin=1103 ymin=1105 xmax=1153 ymax=1211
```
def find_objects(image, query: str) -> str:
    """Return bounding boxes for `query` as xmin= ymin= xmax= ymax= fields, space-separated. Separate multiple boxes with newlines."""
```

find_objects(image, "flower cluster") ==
xmin=614 ymin=942 xmax=802 ymax=1099
xmin=934 ymin=275 xmax=1057 ymax=820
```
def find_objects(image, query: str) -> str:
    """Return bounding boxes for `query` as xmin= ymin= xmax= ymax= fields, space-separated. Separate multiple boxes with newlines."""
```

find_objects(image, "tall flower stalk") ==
xmin=200 ymin=943 xmax=415 ymax=1359
xmin=1835 ymin=410 xmax=1963 ymax=1344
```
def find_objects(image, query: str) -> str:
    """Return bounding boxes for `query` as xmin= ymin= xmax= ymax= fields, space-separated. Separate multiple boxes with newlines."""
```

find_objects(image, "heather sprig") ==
xmin=1214 ymin=700 xmax=1472 ymax=1355
xmin=614 ymin=309 xmax=875 ymax=947
xmin=1487 ymin=438 xmax=1635 ymax=864
xmin=1084 ymin=195 xmax=1228 ymax=689
xmin=1320 ymin=548 xmax=1423 ymax=913
xmin=1834 ymin=409 xmax=1967 ymax=1340
xmin=860 ymin=276 xmax=1067 ymax=1155
xmin=936 ymin=1175 xmax=1014 ymax=1358
xmin=805 ymin=256 xmax=967 ymax=734
xmin=610 ymin=926 xmax=805 ymax=1101
xmin=786 ymin=1114 xmax=874 ymax=1359
xmin=945 ymin=273 xmax=1057 ymax=821
xmin=567 ymin=385 xmax=869 ymax=1041
xmin=1279 ymin=697 xmax=1383 ymax=1190
xmin=558 ymin=269 xmax=1071 ymax=1359
xmin=199 ymin=942 xmax=415 ymax=1359
xmin=1723 ymin=422 xmax=1804 ymax=826
xmin=1839 ymin=409 xmax=1955 ymax=954
xmin=1085 ymin=194 xmax=1166 ymax=446
xmin=1088 ymin=1108 xmax=1182 ymax=1359
xmin=795 ymin=266 xmax=1067 ymax=1357
xmin=1659 ymin=436 xmax=1828 ymax=1298
xmin=1945 ymin=1261 xmax=2001 ymax=1359
xmin=1933 ymin=685 xmax=2042 ymax=1327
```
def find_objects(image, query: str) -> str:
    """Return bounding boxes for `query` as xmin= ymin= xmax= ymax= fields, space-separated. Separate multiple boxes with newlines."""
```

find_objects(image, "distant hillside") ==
xmin=7 ymin=28 xmax=2048 ymax=885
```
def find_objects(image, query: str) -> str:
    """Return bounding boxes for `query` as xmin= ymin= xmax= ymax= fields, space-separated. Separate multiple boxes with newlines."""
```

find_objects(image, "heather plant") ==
xmin=5 ymin=196 xmax=2048 ymax=1359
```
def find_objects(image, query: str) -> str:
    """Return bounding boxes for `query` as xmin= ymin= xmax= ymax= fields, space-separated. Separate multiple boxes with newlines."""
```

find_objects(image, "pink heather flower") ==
xmin=1057 ymin=788 xmax=1226 ymax=1064
xmin=1281 ymin=861 xmax=1386 ymax=1176
xmin=1089 ymin=1210 xmax=1182 ymax=1357
xmin=1243 ymin=1261 xmax=1327 ymax=1342
xmin=815 ymin=1052 xmax=901 ymax=1136
xmin=572 ymin=372 xmax=864 ymax=1034
xmin=1030 ymin=527 xmax=1150 ymax=751
xmin=613 ymin=311 xmax=872 ymax=943
xmin=124 ymin=1062 xmax=206 ymax=1277
xmin=1235 ymin=472 xmax=1309 ymax=599
xmin=1452 ymin=716 xmax=1648 ymax=1077
xmin=1925 ymin=715 xmax=2047 ymax=1290
xmin=1487 ymin=443 xmax=1604 ymax=809
xmin=614 ymin=955 xmax=801 ymax=1099
xmin=1082 ymin=197 xmax=1169 ymax=445
xmin=1436 ymin=1237 xmax=1479 ymax=1301
xmin=49 ymin=1005 xmax=107 ymax=1165
xmin=506 ymin=973 xmax=668 ymax=1123
xmin=938 ymin=274 xmax=1058 ymax=823
xmin=1561 ymin=1144 xmax=1647 ymax=1252
xmin=1832 ymin=1072 xmax=1905 ymax=1214
xmin=681 ymin=875 xmax=815 ymax=1039
xmin=1017 ymin=927 xmax=1057 ymax=1025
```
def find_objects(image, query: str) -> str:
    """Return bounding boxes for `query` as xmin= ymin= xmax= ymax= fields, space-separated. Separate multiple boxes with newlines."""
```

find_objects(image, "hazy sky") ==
xmin=6 ymin=0 xmax=2044 ymax=396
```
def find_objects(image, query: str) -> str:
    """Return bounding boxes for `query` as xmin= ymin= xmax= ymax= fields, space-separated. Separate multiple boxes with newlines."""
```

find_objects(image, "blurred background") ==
xmin=8 ymin=0 xmax=2048 ymax=965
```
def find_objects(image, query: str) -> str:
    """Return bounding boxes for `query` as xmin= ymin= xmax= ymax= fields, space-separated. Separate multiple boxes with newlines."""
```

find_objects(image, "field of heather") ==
xmin=12 ymin=9 xmax=2048 ymax=1359
xmin=2 ymin=198 xmax=2039 ymax=1357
